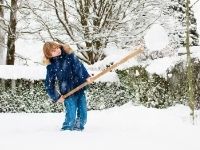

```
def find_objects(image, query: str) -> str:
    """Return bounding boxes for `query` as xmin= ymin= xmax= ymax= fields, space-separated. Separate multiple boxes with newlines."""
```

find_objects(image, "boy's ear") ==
xmin=62 ymin=44 xmax=73 ymax=54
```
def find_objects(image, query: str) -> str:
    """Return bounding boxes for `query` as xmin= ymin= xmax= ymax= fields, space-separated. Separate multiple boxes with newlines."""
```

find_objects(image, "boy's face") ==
xmin=51 ymin=47 xmax=61 ymax=57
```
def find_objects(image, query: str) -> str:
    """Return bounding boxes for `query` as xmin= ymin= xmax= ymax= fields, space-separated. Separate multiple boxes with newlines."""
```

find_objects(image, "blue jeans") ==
xmin=62 ymin=92 xmax=87 ymax=131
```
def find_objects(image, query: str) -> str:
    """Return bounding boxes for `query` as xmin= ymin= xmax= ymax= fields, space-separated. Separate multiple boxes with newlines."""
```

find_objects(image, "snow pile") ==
xmin=146 ymin=56 xmax=182 ymax=76
xmin=146 ymin=46 xmax=200 ymax=77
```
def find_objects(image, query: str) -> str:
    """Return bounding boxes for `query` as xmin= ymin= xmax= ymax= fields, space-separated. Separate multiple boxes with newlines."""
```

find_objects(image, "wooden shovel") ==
xmin=63 ymin=46 xmax=144 ymax=99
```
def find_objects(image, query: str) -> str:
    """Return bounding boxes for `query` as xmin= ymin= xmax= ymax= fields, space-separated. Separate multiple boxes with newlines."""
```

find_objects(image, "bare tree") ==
xmin=27 ymin=0 xmax=166 ymax=64
xmin=186 ymin=0 xmax=195 ymax=123
xmin=0 ymin=0 xmax=6 ymax=64
xmin=6 ymin=0 xmax=18 ymax=65
xmin=0 ymin=0 xmax=41 ymax=65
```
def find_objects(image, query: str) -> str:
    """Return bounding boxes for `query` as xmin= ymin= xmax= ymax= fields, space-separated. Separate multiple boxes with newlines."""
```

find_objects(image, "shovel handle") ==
xmin=63 ymin=47 xmax=144 ymax=99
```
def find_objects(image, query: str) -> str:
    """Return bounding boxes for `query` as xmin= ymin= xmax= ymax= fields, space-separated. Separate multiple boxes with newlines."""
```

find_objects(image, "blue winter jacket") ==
xmin=45 ymin=47 xmax=90 ymax=103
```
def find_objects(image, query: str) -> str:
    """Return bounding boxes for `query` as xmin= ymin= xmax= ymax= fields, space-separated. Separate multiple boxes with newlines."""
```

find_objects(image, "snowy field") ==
xmin=0 ymin=103 xmax=200 ymax=150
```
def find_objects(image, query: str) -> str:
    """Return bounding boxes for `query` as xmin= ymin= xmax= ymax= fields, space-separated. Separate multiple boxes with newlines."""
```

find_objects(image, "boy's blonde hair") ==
xmin=43 ymin=41 xmax=72 ymax=65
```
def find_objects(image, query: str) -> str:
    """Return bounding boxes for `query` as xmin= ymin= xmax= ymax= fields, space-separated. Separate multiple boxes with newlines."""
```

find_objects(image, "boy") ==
xmin=43 ymin=41 xmax=92 ymax=131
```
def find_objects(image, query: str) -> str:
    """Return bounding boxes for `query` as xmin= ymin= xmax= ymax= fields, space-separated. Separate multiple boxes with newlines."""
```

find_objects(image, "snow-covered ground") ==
xmin=0 ymin=103 xmax=200 ymax=150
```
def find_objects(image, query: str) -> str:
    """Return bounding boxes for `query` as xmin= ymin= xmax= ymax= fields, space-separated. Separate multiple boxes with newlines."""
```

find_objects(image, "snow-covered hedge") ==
xmin=0 ymin=80 xmax=63 ymax=113
xmin=117 ymin=59 xmax=200 ymax=109
xmin=1 ymin=58 xmax=200 ymax=112
xmin=0 ymin=79 xmax=131 ymax=112
xmin=87 ymin=82 xmax=132 ymax=110
xmin=168 ymin=58 xmax=200 ymax=109
xmin=117 ymin=66 xmax=176 ymax=108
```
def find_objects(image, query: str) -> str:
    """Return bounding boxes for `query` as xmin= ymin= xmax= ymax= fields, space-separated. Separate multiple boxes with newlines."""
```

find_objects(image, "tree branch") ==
xmin=190 ymin=0 xmax=200 ymax=8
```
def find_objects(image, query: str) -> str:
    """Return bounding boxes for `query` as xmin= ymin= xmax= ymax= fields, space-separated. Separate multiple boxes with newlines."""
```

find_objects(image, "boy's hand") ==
xmin=57 ymin=95 xmax=65 ymax=103
xmin=86 ymin=77 xmax=94 ymax=84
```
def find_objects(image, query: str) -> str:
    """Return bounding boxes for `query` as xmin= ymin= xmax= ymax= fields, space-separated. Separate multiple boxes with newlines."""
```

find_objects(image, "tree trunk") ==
xmin=0 ymin=0 xmax=6 ymax=65
xmin=186 ymin=0 xmax=195 ymax=122
xmin=79 ymin=0 xmax=94 ymax=64
xmin=6 ymin=0 xmax=18 ymax=65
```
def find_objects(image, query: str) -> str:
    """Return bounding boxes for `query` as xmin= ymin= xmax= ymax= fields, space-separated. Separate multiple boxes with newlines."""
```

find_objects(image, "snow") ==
xmin=145 ymin=46 xmax=200 ymax=77
xmin=144 ymin=24 xmax=169 ymax=51
xmin=146 ymin=56 xmax=182 ymax=76
xmin=89 ymin=71 xmax=120 ymax=83
xmin=178 ymin=46 xmax=200 ymax=58
xmin=0 ymin=65 xmax=46 ymax=80
xmin=87 ymin=45 xmax=144 ymax=81
xmin=0 ymin=103 xmax=200 ymax=150
xmin=1 ymin=46 xmax=200 ymax=80
xmin=89 ymin=48 xmax=133 ymax=70
xmin=16 ymin=39 xmax=44 ymax=64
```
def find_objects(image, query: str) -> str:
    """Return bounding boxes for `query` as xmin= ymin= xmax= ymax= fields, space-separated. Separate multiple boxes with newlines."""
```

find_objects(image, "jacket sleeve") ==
xmin=45 ymin=65 xmax=61 ymax=103
xmin=69 ymin=53 xmax=90 ymax=83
